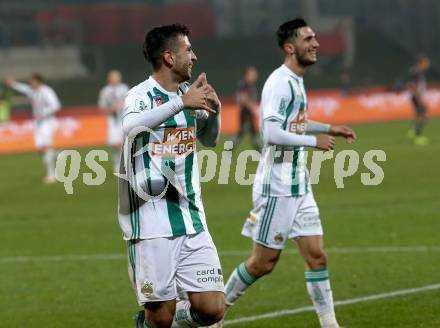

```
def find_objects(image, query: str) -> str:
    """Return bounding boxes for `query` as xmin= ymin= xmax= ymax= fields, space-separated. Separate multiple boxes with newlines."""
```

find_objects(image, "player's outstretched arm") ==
xmin=5 ymin=79 xmax=33 ymax=98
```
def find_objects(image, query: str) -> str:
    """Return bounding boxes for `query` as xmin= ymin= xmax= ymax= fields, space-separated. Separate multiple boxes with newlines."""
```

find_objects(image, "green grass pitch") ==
xmin=1 ymin=119 xmax=439 ymax=327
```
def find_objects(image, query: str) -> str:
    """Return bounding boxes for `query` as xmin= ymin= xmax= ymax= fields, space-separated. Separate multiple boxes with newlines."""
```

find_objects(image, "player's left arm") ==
xmin=307 ymin=120 xmax=356 ymax=144
xmin=197 ymin=83 xmax=221 ymax=147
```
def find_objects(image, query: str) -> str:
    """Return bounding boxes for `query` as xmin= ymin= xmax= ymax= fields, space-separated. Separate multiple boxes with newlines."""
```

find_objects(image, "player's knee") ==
xmin=193 ymin=301 xmax=225 ymax=325
xmin=145 ymin=304 xmax=175 ymax=328
xmin=248 ymin=257 xmax=278 ymax=277
xmin=147 ymin=313 xmax=174 ymax=328
xmin=305 ymin=249 xmax=327 ymax=270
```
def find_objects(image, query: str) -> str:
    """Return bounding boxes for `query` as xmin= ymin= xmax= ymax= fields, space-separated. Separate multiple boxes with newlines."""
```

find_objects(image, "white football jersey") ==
xmin=118 ymin=76 xmax=207 ymax=240
xmin=98 ymin=83 xmax=129 ymax=119
xmin=254 ymin=65 xmax=311 ymax=197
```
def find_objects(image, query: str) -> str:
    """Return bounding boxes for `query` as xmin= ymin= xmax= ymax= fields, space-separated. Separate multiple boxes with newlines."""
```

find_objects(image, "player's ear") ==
xmin=163 ymin=50 xmax=175 ymax=68
xmin=283 ymin=43 xmax=295 ymax=56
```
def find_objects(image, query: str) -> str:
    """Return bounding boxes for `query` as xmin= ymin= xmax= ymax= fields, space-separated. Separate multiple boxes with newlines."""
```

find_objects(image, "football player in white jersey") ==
xmin=222 ymin=18 xmax=356 ymax=328
xmin=6 ymin=74 xmax=61 ymax=183
xmin=98 ymin=70 xmax=129 ymax=171
xmin=119 ymin=24 xmax=225 ymax=328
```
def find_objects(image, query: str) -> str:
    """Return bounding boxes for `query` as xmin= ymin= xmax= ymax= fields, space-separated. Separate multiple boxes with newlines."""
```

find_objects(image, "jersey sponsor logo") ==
xmin=151 ymin=127 xmax=196 ymax=156
xmin=288 ymin=112 xmax=307 ymax=134
xmin=141 ymin=280 xmax=154 ymax=298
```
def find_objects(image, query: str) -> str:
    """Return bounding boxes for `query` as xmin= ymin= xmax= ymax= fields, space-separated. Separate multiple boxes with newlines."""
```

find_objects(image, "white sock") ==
xmin=305 ymin=269 xmax=339 ymax=327
xmin=43 ymin=149 xmax=56 ymax=178
xmin=224 ymin=262 xmax=257 ymax=306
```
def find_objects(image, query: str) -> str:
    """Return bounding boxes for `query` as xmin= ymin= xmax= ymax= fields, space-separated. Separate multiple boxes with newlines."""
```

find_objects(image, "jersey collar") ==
xmin=281 ymin=64 xmax=303 ymax=82
xmin=147 ymin=76 xmax=179 ymax=96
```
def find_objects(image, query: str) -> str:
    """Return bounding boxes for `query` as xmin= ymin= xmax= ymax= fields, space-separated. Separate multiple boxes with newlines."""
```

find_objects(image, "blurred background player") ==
xmin=222 ymin=18 xmax=356 ymax=328
xmin=232 ymin=66 xmax=261 ymax=150
xmin=98 ymin=69 xmax=129 ymax=171
xmin=0 ymin=82 xmax=13 ymax=123
xmin=407 ymin=54 xmax=431 ymax=145
xmin=6 ymin=74 xmax=60 ymax=183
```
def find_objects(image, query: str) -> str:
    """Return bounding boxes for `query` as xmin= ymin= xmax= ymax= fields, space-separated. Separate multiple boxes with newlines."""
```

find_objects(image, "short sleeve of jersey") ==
xmin=261 ymin=77 xmax=292 ymax=123
xmin=122 ymin=93 xmax=150 ymax=117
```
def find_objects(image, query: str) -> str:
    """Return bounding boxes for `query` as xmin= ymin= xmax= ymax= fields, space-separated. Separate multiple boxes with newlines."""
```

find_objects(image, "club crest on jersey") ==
xmin=153 ymin=95 xmax=164 ymax=106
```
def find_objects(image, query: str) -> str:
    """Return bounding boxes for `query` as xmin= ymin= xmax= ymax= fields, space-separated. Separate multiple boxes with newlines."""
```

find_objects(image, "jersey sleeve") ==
xmin=11 ymin=82 xmax=33 ymax=98
xmin=122 ymin=93 xmax=149 ymax=118
xmin=261 ymin=78 xmax=292 ymax=123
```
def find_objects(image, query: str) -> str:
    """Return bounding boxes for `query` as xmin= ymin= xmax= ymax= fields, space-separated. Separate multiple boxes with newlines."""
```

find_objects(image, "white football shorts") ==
xmin=242 ymin=191 xmax=323 ymax=249
xmin=127 ymin=230 xmax=224 ymax=305
xmin=34 ymin=117 xmax=57 ymax=149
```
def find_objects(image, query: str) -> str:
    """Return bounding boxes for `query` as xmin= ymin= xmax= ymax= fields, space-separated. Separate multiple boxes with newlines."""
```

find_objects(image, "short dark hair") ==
xmin=143 ymin=24 xmax=190 ymax=70
xmin=31 ymin=73 xmax=44 ymax=83
xmin=276 ymin=18 xmax=308 ymax=48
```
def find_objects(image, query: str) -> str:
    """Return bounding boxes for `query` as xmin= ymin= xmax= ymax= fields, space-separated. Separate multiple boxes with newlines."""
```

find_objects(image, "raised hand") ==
xmin=182 ymin=73 xmax=216 ymax=113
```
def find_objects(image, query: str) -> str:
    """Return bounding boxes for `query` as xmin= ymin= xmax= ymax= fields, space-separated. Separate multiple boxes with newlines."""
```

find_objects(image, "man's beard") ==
xmin=173 ymin=63 xmax=191 ymax=83
xmin=296 ymin=49 xmax=317 ymax=67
